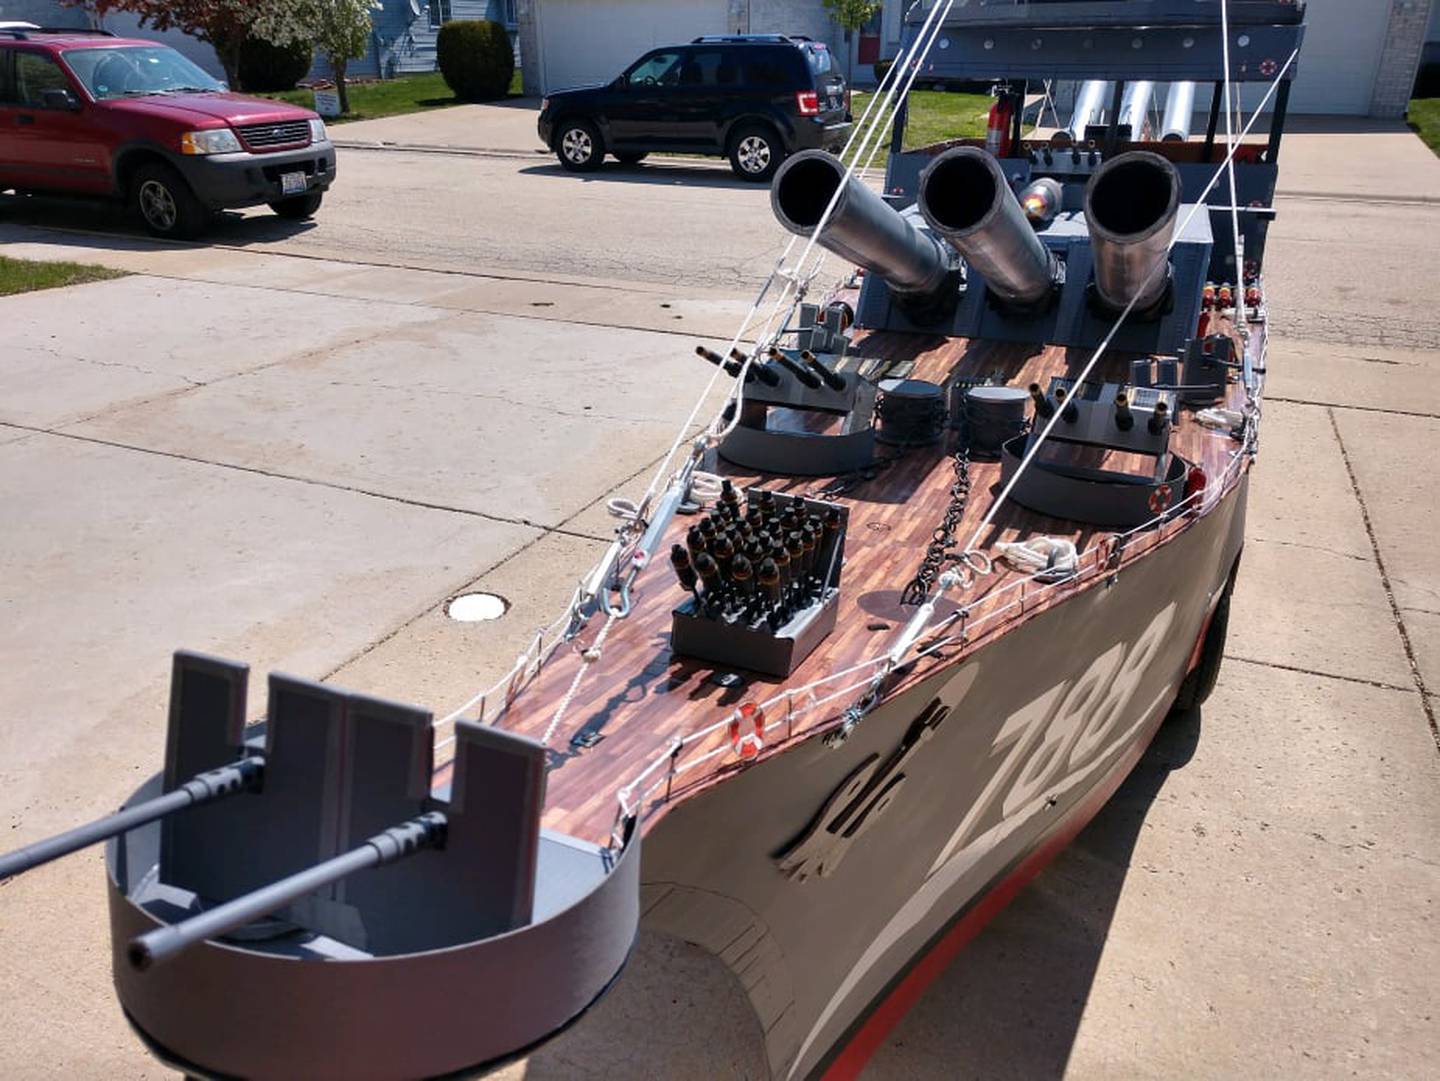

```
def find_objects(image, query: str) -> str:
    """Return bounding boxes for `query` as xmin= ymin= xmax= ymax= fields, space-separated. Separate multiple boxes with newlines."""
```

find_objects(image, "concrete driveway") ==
xmin=0 ymin=106 xmax=1437 ymax=1080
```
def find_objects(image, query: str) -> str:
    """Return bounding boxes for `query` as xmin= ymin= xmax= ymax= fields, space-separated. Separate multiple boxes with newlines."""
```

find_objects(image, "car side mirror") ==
xmin=613 ymin=76 xmax=627 ymax=90
xmin=41 ymin=88 xmax=80 ymax=112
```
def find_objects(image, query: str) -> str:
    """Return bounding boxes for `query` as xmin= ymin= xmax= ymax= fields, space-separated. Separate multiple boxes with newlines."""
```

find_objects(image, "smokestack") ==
xmin=1060 ymin=80 xmax=1111 ymax=145
xmin=1117 ymin=81 xmax=1156 ymax=140
xmin=771 ymin=150 xmax=955 ymax=312
xmin=1161 ymin=82 xmax=1197 ymax=142
xmin=1083 ymin=151 xmax=1181 ymax=313
xmin=918 ymin=147 xmax=1059 ymax=308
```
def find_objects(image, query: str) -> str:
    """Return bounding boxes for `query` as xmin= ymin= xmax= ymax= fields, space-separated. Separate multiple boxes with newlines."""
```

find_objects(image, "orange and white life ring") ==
xmin=1149 ymin=484 xmax=1173 ymax=515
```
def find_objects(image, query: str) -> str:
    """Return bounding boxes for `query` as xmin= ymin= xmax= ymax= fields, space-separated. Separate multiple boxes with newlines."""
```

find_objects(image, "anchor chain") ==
xmin=900 ymin=448 xmax=971 ymax=605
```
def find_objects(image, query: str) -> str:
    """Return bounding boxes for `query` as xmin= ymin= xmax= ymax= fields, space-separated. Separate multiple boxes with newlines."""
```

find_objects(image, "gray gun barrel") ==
xmin=1083 ymin=151 xmax=1181 ymax=313
xmin=1060 ymin=79 xmax=1111 ymax=145
xmin=1118 ymin=81 xmax=1155 ymax=139
xmin=771 ymin=150 xmax=953 ymax=302
xmin=129 ymin=811 xmax=448 ymax=971
xmin=918 ymin=147 xmax=1058 ymax=307
xmin=0 ymin=758 xmax=262 ymax=881
xmin=1161 ymin=82 xmax=1197 ymax=142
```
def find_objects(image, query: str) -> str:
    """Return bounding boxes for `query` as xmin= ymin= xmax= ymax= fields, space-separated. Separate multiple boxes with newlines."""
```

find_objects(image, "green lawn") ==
xmin=265 ymin=70 xmax=524 ymax=124
xmin=0 ymin=256 xmax=123 ymax=298
xmin=1408 ymin=98 xmax=1440 ymax=156
xmin=849 ymin=90 xmax=994 ymax=151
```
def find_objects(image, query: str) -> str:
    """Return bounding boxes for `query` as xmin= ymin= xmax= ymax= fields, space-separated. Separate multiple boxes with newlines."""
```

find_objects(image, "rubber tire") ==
xmin=555 ymin=119 xmax=605 ymax=172
xmin=268 ymin=192 xmax=324 ymax=220
xmin=131 ymin=162 xmax=208 ymax=240
xmin=614 ymin=151 xmax=648 ymax=165
xmin=1170 ymin=586 xmax=1232 ymax=715
xmin=728 ymin=124 xmax=782 ymax=182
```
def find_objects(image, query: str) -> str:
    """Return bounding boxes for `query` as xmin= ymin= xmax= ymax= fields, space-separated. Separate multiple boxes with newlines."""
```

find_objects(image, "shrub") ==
xmin=436 ymin=20 xmax=514 ymax=102
xmin=873 ymin=58 xmax=894 ymax=86
xmin=238 ymin=36 xmax=314 ymax=93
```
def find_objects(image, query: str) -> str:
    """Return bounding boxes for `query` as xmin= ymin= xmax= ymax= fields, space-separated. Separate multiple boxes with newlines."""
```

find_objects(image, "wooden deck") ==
xmin=439 ymin=316 xmax=1258 ymax=848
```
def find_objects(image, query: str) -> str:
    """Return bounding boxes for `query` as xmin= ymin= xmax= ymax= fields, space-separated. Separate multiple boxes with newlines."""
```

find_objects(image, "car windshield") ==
xmin=63 ymin=46 xmax=224 ymax=101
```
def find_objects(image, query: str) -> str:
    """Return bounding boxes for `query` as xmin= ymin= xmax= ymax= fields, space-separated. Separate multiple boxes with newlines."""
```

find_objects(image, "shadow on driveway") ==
xmin=0 ymin=192 xmax=318 ymax=249
xmin=519 ymin=159 xmax=766 ymax=191
xmin=513 ymin=706 xmax=1206 ymax=1080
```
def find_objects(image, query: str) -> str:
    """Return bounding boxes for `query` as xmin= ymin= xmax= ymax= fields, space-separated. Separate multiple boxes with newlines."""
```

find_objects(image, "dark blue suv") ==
xmin=537 ymin=35 xmax=851 ymax=181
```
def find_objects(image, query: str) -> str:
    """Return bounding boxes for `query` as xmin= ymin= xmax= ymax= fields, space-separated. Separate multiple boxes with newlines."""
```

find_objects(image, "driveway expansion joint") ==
xmin=0 ymin=421 xmax=611 ymax=544
xmin=1327 ymin=407 xmax=1440 ymax=753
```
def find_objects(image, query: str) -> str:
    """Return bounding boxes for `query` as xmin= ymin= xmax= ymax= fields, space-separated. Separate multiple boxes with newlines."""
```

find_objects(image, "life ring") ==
xmin=1259 ymin=58 xmax=1278 ymax=78
xmin=1149 ymin=484 xmax=1173 ymax=515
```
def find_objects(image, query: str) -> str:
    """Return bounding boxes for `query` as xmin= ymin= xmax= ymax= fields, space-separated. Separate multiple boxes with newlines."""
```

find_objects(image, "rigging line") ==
xmin=633 ymin=6 xmax=945 ymax=507
xmin=1219 ymin=0 xmax=1248 ymax=332
xmin=790 ymin=0 xmax=955 ymax=285
xmin=961 ymin=46 xmax=1299 ymax=556
xmin=701 ymin=3 xmax=957 ymax=447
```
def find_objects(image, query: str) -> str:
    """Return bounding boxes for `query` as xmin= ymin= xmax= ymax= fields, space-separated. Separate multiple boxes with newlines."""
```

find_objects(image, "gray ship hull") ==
xmin=638 ymin=478 xmax=1247 ymax=1080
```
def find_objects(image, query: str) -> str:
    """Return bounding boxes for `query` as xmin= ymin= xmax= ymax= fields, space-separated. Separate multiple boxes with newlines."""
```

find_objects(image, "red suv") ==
xmin=0 ymin=27 xmax=335 ymax=239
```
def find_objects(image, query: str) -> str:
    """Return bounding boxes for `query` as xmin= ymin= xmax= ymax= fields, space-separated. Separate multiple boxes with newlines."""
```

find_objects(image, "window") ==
xmin=502 ymin=0 xmax=518 ymax=26
xmin=741 ymin=53 xmax=794 ymax=89
xmin=429 ymin=0 xmax=452 ymax=29
xmin=10 ymin=51 xmax=71 ymax=107
xmin=65 ymin=46 xmax=222 ymax=101
xmin=624 ymin=50 xmax=682 ymax=88
xmin=805 ymin=43 xmax=833 ymax=76
xmin=679 ymin=49 xmax=726 ymax=88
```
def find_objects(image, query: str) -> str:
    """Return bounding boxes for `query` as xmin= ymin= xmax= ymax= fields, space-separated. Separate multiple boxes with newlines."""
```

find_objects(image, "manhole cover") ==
xmin=447 ymin=593 xmax=509 ymax=622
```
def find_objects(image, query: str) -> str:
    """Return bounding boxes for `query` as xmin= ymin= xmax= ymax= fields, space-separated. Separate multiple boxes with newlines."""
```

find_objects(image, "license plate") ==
xmin=280 ymin=171 xmax=307 ymax=196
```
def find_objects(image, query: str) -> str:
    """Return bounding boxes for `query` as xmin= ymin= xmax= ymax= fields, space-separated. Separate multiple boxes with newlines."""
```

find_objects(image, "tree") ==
xmin=289 ymin=1 xmax=379 ymax=115
xmin=79 ymin=1 xmax=301 ymax=88
xmin=822 ymin=0 xmax=882 ymax=79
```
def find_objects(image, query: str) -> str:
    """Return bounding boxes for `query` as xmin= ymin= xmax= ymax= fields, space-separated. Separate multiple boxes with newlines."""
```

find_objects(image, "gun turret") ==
xmin=1084 ymin=150 xmax=1181 ymax=314
xmin=131 ymin=812 xmax=449 ymax=970
xmin=918 ymin=147 xmax=1060 ymax=308
xmin=767 ymin=346 xmax=823 ymax=390
xmin=771 ymin=150 xmax=957 ymax=318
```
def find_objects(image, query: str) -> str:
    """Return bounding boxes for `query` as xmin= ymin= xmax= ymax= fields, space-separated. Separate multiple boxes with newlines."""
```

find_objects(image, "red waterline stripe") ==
xmin=818 ymin=714 xmax=1162 ymax=1081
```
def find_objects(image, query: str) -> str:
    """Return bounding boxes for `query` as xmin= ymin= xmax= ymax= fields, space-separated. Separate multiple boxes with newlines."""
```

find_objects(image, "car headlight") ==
xmin=309 ymin=117 xmax=328 ymax=143
xmin=180 ymin=128 xmax=242 ymax=155
xmin=541 ymin=97 xmax=550 ymax=113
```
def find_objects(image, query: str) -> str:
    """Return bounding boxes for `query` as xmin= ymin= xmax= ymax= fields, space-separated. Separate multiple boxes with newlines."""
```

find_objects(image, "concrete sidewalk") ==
xmin=331 ymin=98 xmax=550 ymax=157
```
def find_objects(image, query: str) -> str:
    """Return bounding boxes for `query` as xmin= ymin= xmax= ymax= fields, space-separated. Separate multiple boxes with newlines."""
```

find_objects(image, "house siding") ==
xmin=309 ymin=0 xmax=518 ymax=82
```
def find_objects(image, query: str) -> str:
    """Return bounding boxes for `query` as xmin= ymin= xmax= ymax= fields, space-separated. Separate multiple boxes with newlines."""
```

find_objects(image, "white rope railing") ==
xmin=435 ymin=10 xmax=1289 ymax=805
xmin=609 ymin=418 xmax=1260 ymax=841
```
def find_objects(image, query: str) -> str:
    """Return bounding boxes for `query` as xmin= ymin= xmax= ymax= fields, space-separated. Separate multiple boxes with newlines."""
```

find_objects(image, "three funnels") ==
xmin=770 ymin=150 xmax=954 ymax=307
xmin=1083 ymin=150 xmax=1181 ymax=313
xmin=917 ymin=147 xmax=1059 ymax=307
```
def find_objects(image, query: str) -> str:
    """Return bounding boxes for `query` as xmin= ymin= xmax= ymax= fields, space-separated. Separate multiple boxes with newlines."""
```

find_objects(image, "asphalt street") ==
xmin=0 ymin=111 xmax=1437 ymax=1080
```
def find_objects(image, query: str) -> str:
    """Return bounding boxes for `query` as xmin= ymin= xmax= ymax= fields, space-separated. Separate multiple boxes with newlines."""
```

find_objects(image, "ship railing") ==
xmin=609 ymin=416 xmax=1259 ymax=844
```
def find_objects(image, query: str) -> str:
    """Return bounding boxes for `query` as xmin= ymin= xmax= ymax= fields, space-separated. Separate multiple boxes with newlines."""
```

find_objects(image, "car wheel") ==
xmin=1170 ymin=580 xmax=1233 ymax=716
xmin=614 ymin=151 xmax=648 ymax=165
xmin=132 ymin=162 xmax=208 ymax=240
xmin=556 ymin=119 xmax=605 ymax=172
xmin=268 ymin=192 xmax=324 ymax=220
xmin=729 ymin=125 xmax=781 ymax=182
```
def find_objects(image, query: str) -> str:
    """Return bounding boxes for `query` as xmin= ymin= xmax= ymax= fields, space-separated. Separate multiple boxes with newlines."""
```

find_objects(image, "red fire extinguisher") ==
xmin=986 ymin=90 xmax=1014 ymax=158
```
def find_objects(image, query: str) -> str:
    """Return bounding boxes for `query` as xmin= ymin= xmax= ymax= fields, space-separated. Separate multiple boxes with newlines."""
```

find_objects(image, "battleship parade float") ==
xmin=0 ymin=2 xmax=1308 ymax=1078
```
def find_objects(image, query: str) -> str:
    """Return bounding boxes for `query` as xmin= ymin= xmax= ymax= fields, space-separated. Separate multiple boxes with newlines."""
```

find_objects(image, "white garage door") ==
xmin=536 ymin=0 xmax=731 ymax=93
xmin=1286 ymin=0 xmax=1388 ymax=114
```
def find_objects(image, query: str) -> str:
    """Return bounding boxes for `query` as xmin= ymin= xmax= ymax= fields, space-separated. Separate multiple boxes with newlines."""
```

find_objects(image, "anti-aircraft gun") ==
xmin=0 ymin=652 xmax=640 ymax=1079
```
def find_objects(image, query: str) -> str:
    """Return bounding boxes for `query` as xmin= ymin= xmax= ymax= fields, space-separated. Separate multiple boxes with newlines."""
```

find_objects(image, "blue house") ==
xmin=0 ymin=1 xmax=518 ymax=85
xmin=311 ymin=1 xmax=519 ymax=81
